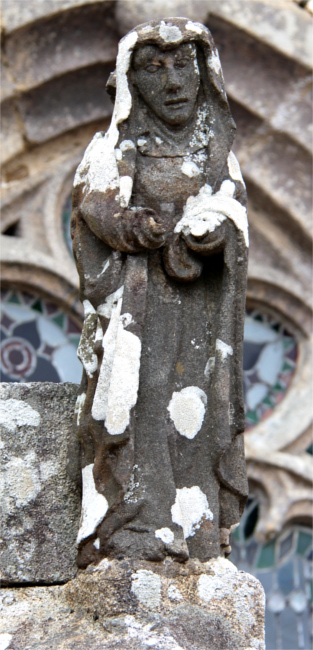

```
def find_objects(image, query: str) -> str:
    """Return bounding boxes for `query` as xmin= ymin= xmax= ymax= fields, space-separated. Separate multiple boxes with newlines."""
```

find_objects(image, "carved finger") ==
xmin=183 ymin=233 xmax=225 ymax=255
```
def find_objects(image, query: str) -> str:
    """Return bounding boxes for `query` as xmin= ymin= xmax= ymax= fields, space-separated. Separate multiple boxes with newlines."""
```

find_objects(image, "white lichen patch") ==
xmin=119 ymin=175 xmax=133 ymax=208
xmin=167 ymin=386 xmax=207 ymax=439
xmin=124 ymin=464 xmax=140 ymax=503
xmin=227 ymin=151 xmax=245 ymax=184
xmin=93 ymin=557 xmax=111 ymax=572
xmin=120 ymin=312 xmax=135 ymax=328
xmin=105 ymin=324 xmax=141 ymax=435
xmin=76 ymin=463 xmax=108 ymax=545
xmin=171 ymin=486 xmax=213 ymax=539
xmin=155 ymin=527 xmax=174 ymax=545
xmin=93 ymin=288 xmax=141 ymax=435
xmin=120 ymin=139 xmax=135 ymax=152
xmin=189 ymin=103 xmax=211 ymax=149
xmin=83 ymin=299 xmax=96 ymax=316
xmin=0 ymin=634 xmax=12 ymax=650
xmin=93 ymin=538 xmax=100 ymax=550
xmin=216 ymin=339 xmax=233 ymax=360
xmin=159 ymin=20 xmax=182 ymax=43
xmin=0 ymin=399 xmax=40 ymax=433
xmin=181 ymin=161 xmax=200 ymax=178
xmin=198 ymin=558 xmax=237 ymax=603
xmin=175 ymin=179 xmax=249 ymax=247
xmin=114 ymin=30 xmax=138 ymax=125
xmin=97 ymin=286 xmax=124 ymax=320
xmin=204 ymin=357 xmax=215 ymax=379
xmin=229 ymin=402 xmax=235 ymax=425
xmin=167 ymin=584 xmax=183 ymax=601
xmin=74 ymin=392 xmax=86 ymax=426
xmin=40 ymin=460 xmax=57 ymax=482
xmin=74 ymin=30 xmax=138 ymax=208
xmin=77 ymin=311 xmax=98 ymax=379
xmin=95 ymin=318 xmax=103 ymax=343
xmin=96 ymin=258 xmax=110 ymax=278
xmin=137 ymin=138 xmax=147 ymax=147
xmin=74 ymin=130 xmax=119 ymax=196
xmin=131 ymin=570 xmax=162 ymax=609
xmin=123 ymin=616 xmax=183 ymax=648
xmin=186 ymin=20 xmax=203 ymax=34
xmin=140 ymin=25 xmax=154 ymax=33
xmin=208 ymin=49 xmax=222 ymax=75
xmin=4 ymin=452 xmax=41 ymax=507
xmin=92 ymin=290 xmax=123 ymax=422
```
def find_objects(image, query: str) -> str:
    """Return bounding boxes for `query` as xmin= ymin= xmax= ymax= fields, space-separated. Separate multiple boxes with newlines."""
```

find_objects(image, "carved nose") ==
xmin=165 ymin=69 xmax=182 ymax=93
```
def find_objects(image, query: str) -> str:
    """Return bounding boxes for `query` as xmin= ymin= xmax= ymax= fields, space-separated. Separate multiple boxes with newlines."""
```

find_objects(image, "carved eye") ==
xmin=175 ymin=58 xmax=190 ymax=69
xmin=145 ymin=64 xmax=161 ymax=73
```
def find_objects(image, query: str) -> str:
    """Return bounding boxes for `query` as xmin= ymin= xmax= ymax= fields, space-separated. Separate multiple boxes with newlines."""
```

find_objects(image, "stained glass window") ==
xmin=0 ymin=289 xmax=82 ymax=383
xmin=230 ymin=499 xmax=313 ymax=650
xmin=243 ymin=310 xmax=297 ymax=429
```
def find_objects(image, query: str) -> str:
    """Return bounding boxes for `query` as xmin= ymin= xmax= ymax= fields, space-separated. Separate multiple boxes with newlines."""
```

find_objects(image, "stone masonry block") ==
xmin=0 ymin=382 xmax=80 ymax=585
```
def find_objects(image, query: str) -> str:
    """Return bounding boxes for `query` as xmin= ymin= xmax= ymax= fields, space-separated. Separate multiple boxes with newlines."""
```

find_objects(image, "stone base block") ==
xmin=0 ymin=382 xmax=80 ymax=585
xmin=0 ymin=557 xmax=265 ymax=649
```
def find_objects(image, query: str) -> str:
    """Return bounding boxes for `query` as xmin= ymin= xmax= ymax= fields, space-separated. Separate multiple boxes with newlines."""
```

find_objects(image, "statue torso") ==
xmin=132 ymin=150 xmax=207 ymax=229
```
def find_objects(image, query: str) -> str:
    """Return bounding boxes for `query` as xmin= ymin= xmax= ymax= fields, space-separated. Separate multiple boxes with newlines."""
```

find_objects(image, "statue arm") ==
xmin=75 ymin=186 xmax=166 ymax=254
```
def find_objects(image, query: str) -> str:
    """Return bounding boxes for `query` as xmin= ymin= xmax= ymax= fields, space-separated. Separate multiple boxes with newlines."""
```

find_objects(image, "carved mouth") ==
xmin=164 ymin=98 xmax=188 ymax=108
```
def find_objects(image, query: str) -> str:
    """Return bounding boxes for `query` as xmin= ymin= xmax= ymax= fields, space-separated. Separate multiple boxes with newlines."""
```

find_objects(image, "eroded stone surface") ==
xmin=0 ymin=557 xmax=265 ymax=649
xmin=0 ymin=382 xmax=80 ymax=585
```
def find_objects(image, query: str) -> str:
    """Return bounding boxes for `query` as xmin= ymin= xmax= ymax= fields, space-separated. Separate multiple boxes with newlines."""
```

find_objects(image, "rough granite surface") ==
xmin=0 ymin=382 xmax=80 ymax=585
xmin=0 ymin=556 xmax=265 ymax=649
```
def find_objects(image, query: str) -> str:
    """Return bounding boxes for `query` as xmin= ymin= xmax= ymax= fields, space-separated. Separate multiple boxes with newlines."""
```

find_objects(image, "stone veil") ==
xmin=69 ymin=17 xmax=249 ymax=568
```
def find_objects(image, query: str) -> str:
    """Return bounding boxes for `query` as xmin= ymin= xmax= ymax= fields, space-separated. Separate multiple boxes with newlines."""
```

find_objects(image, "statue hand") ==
xmin=127 ymin=208 xmax=166 ymax=250
xmin=182 ymin=221 xmax=227 ymax=255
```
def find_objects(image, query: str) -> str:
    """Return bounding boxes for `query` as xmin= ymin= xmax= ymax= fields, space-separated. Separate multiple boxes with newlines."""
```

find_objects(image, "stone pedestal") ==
xmin=0 ymin=557 xmax=265 ymax=649
xmin=0 ymin=383 xmax=265 ymax=648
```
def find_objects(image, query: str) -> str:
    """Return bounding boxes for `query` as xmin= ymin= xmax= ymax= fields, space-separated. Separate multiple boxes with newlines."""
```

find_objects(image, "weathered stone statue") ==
xmin=71 ymin=18 xmax=249 ymax=569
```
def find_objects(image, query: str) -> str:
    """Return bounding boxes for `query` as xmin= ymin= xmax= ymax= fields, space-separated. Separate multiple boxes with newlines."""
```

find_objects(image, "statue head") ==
xmin=131 ymin=43 xmax=200 ymax=127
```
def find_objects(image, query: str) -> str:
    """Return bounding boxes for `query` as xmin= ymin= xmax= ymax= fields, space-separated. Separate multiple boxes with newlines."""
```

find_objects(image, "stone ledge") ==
xmin=0 ymin=556 xmax=265 ymax=649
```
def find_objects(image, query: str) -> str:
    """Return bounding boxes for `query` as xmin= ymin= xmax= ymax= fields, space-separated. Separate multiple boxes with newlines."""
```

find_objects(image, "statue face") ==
xmin=132 ymin=43 xmax=200 ymax=127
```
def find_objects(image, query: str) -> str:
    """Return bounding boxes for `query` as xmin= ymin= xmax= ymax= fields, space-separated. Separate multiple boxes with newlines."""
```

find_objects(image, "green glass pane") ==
xmin=262 ymin=395 xmax=274 ymax=407
xmin=69 ymin=335 xmax=80 ymax=349
xmin=306 ymin=443 xmax=313 ymax=456
xmin=52 ymin=313 xmax=65 ymax=329
xmin=9 ymin=293 xmax=21 ymax=304
xmin=297 ymin=531 xmax=312 ymax=556
xmin=231 ymin=526 xmax=240 ymax=542
xmin=246 ymin=410 xmax=259 ymax=424
xmin=32 ymin=299 xmax=43 ymax=313
xmin=282 ymin=361 xmax=294 ymax=372
xmin=272 ymin=381 xmax=285 ymax=392
xmin=256 ymin=541 xmax=275 ymax=569
xmin=310 ymin=581 xmax=313 ymax=604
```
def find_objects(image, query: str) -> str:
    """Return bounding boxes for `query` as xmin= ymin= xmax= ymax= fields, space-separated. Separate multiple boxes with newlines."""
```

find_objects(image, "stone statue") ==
xmin=70 ymin=18 xmax=249 ymax=568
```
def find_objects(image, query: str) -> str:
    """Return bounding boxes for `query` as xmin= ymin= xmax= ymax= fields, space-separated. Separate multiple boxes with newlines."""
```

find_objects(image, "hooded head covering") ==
xmin=74 ymin=18 xmax=236 ymax=207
